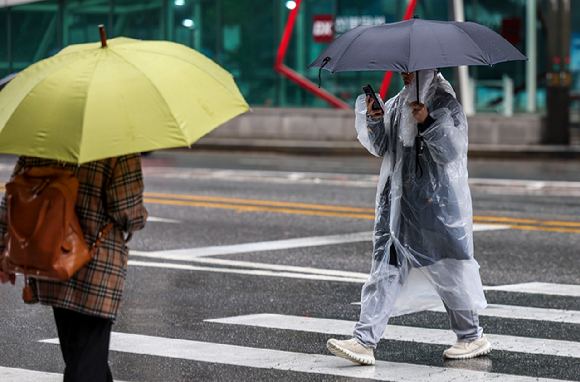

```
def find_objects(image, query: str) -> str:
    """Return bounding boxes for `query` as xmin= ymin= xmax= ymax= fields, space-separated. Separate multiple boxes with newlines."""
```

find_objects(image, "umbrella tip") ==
xmin=98 ymin=25 xmax=107 ymax=48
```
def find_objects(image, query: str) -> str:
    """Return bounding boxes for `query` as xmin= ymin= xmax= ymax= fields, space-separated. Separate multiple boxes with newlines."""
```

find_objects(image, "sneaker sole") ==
xmin=327 ymin=340 xmax=375 ymax=365
xmin=443 ymin=342 xmax=492 ymax=360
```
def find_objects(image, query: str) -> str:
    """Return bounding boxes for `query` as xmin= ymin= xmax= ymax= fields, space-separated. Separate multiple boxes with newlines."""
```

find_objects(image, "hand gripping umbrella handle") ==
xmin=416 ymin=71 xmax=419 ymax=104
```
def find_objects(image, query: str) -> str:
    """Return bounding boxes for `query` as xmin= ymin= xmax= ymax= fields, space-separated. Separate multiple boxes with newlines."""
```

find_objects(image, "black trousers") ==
xmin=53 ymin=307 xmax=113 ymax=382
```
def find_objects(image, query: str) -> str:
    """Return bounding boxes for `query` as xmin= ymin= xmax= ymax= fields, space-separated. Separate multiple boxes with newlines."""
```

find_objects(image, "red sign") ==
xmin=313 ymin=15 xmax=334 ymax=43
xmin=501 ymin=17 xmax=522 ymax=45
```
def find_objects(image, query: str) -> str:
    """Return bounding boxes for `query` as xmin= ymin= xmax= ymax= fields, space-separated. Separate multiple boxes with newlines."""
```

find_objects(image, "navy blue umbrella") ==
xmin=308 ymin=17 xmax=527 ymax=100
xmin=0 ymin=72 xmax=18 ymax=91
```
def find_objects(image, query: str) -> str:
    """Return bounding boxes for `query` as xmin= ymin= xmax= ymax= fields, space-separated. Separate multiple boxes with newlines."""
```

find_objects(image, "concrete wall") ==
xmin=202 ymin=107 xmax=544 ymax=146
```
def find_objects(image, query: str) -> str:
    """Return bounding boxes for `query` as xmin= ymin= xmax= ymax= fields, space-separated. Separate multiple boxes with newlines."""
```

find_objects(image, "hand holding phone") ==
xmin=363 ymin=84 xmax=383 ymax=114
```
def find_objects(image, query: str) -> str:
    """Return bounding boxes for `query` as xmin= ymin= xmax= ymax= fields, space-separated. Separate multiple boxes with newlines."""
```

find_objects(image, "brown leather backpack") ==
xmin=2 ymin=167 xmax=112 ymax=301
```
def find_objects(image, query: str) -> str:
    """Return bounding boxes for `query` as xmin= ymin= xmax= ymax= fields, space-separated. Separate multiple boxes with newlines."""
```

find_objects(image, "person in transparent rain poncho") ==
xmin=327 ymin=69 xmax=491 ymax=365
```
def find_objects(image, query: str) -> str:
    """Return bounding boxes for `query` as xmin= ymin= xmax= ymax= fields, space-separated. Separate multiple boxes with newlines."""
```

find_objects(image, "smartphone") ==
xmin=362 ymin=84 xmax=383 ymax=112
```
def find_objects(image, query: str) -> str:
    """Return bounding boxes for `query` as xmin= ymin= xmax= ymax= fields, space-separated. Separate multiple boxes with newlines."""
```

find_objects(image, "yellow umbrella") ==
xmin=0 ymin=26 xmax=249 ymax=164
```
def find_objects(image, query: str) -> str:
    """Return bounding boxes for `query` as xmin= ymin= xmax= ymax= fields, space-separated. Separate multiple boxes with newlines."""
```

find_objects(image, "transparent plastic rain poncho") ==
xmin=355 ymin=69 xmax=487 ymax=317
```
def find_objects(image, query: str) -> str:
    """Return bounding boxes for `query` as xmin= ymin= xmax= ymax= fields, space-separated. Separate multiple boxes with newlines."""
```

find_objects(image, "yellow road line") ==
xmin=144 ymin=192 xmax=375 ymax=213
xmin=143 ymin=198 xmax=376 ymax=220
xmin=473 ymin=215 xmax=580 ymax=227
xmin=1 ymin=186 xmax=579 ymax=233
xmin=471 ymin=220 xmax=580 ymax=234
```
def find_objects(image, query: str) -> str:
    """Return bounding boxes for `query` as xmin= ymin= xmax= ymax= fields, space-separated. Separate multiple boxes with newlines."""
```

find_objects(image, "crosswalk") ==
xmin=1 ymin=280 xmax=579 ymax=381
xmin=37 ymin=331 xmax=572 ymax=382
xmin=3 ymin=229 xmax=580 ymax=381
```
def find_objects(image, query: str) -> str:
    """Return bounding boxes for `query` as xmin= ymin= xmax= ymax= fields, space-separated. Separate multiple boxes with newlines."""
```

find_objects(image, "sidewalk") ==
xmin=193 ymin=138 xmax=580 ymax=159
xmin=194 ymin=107 xmax=580 ymax=160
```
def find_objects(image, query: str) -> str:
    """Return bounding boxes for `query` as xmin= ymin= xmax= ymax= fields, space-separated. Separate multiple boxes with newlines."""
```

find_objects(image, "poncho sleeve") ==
xmin=420 ymin=94 xmax=468 ymax=164
xmin=354 ymin=94 xmax=398 ymax=158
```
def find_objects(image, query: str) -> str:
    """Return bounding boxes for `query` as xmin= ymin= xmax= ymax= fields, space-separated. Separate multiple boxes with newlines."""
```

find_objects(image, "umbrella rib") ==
xmin=77 ymin=49 xmax=108 ymax=160
xmin=451 ymin=23 xmax=493 ymax=65
xmin=424 ymin=22 xmax=450 ymax=69
xmin=107 ymin=49 xmax=189 ymax=146
xmin=115 ymin=45 xmax=241 ymax=97
xmin=327 ymin=26 xmax=373 ymax=73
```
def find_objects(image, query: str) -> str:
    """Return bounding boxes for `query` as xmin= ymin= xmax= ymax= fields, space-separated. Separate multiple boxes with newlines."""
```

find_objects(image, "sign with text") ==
xmin=313 ymin=15 xmax=334 ymax=43
xmin=334 ymin=15 xmax=386 ymax=34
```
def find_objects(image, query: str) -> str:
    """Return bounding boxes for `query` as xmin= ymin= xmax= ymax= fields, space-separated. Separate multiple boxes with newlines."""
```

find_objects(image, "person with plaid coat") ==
xmin=0 ymin=154 xmax=147 ymax=382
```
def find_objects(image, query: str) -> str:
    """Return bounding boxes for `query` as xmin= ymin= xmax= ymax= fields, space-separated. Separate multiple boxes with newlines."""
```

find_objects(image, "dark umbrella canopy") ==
xmin=308 ymin=18 xmax=527 ymax=73
xmin=0 ymin=72 xmax=18 ymax=91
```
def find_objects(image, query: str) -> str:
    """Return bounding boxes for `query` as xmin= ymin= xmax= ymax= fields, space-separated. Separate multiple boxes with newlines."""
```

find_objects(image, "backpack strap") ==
xmin=89 ymin=223 xmax=115 ymax=257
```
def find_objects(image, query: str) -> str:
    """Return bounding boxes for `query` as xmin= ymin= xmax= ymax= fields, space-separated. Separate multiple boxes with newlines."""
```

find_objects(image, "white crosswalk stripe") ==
xmin=39 ymin=332 xmax=572 ymax=382
xmin=484 ymin=282 xmax=580 ymax=297
xmin=0 ymin=366 xmax=127 ymax=382
xmin=130 ymin=224 xmax=507 ymax=260
xmin=0 ymin=367 xmax=62 ymax=382
xmin=206 ymin=313 xmax=580 ymax=359
xmin=429 ymin=303 xmax=580 ymax=324
xmin=351 ymin=301 xmax=580 ymax=325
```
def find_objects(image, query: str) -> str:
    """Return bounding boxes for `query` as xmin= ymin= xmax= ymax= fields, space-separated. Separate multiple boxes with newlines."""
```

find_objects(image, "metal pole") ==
xmin=526 ymin=0 xmax=537 ymax=112
xmin=215 ymin=0 xmax=222 ymax=64
xmin=167 ymin=0 xmax=174 ymax=41
xmin=108 ymin=0 xmax=114 ymax=38
xmin=6 ymin=6 xmax=11 ymax=74
xmin=544 ymin=0 xmax=570 ymax=144
xmin=57 ymin=0 xmax=64 ymax=49
xmin=194 ymin=0 xmax=201 ymax=50
xmin=452 ymin=0 xmax=474 ymax=115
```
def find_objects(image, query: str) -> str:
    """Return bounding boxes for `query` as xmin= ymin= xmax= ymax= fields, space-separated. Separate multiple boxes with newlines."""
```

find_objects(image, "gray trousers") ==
xmin=354 ymin=264 xmax=483 ymax=348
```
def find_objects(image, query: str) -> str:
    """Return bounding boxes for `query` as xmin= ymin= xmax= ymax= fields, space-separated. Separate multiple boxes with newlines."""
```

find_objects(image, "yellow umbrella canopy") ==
xmin=0 ymin=28 xmax=249 ymax=164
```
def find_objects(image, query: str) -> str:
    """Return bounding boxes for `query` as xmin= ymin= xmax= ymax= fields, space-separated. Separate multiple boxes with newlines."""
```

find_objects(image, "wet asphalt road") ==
xmin=1 ymin=150 xmax=580 ymax=381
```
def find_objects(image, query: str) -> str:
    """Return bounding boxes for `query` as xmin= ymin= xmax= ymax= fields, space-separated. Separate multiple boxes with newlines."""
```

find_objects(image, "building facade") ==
xmin=1 ymin=0 xmax=578 ymax=116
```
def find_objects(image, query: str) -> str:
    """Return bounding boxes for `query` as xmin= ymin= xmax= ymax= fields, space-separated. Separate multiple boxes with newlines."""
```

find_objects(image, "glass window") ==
xmin=7 ymin=0 xmax=60 ymax=72
xmin=62 ymin=0 xmax=109 ymax=46
xmin=111 ymin=0 xmax=163 ymax=40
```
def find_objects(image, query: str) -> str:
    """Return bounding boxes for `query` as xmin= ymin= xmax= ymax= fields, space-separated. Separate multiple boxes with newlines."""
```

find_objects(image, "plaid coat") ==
xmin=0 ymin=154 xmax=147 ymax=320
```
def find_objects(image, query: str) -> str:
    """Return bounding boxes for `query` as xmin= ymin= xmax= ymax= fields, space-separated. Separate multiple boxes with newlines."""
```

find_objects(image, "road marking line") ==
xmin=145 ymin=192 xmax=375 ymax=213
xmin=39 ymin=333 xmax=570 ymax=382
xmin=2 ymin=186 xmax=576 ymax=231
xmin=428 ymin=303 xmax=580 ymax=324
xmin=129 ymin=256 xmax=369 ymax=279
xmin=142 ymin=195 xmax=576 ymax=233
xmin=0 ymin=367 xmax=127 ymax=382
xmin=473 ymin=223 xmax=511 ymax=231
xmin=0 ymin=367 xmax=62 ymax=382
xmin=147 ymin=216 xmax=181 ymax=224
xmin=506 ymin=225 xmax=580 ymax=234
xmin=128 ymin=260 xmax=366 ymax=283
xmin=129 ymin=259 xmax=580 ymax=301
xmin=131 ymin=231 xmax=373 ymax=258
xmin=484 ymin=282 xmax=580 ymax=297
xmin=352 ymin=301 xmax=580 ymax=324
xmin=130 ymin=225 xmax=506 ymax=260
xmin=206 ymin=313 xmax=580 ymax=359
xmin=144 ymin=197 xmax=376 ymax=219
xmin=473 ymin=215 xmax=580 ymax=227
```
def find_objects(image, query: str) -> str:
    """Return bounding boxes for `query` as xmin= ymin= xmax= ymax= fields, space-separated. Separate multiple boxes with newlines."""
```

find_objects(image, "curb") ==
xmin=192 ymin=139 xmax=580 ymax=159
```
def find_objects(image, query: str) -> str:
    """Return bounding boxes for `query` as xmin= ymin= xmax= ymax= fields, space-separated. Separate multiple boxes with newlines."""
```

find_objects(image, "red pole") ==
xmin=274 ymin=0 xmax=351 ymax=110
xmin=378 ymin=0 xmax=418 ymax=99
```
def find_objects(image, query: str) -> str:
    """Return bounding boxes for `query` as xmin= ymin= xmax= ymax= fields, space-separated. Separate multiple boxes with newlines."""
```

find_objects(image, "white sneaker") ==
xmin=443 ymin=334 xmax=492 ymax=359
xmin=327 ymin=338 xmax=375 ymax=365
